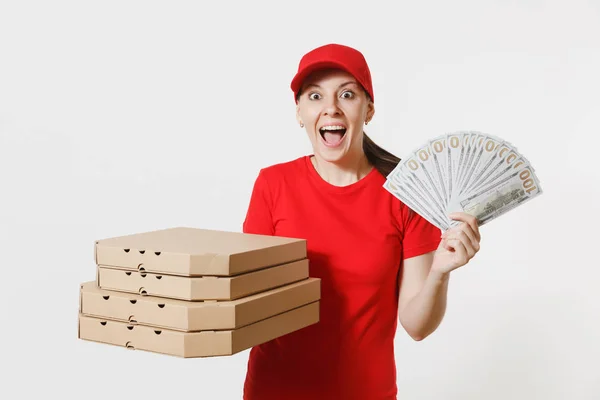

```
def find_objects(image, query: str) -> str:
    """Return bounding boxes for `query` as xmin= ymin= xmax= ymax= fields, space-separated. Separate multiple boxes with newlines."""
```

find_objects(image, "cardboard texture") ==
xmin=80 ymin=278 xmax=321 ymax=331
xmin=94 ymin=226 xmax=307 ymax=276
xmin=79 ymin=226 xmax=321 ymax=357
xmin=96 ymin=258 xmax=309 ymax=301
xmin=78 ymin=302 xmax=319 ymax=358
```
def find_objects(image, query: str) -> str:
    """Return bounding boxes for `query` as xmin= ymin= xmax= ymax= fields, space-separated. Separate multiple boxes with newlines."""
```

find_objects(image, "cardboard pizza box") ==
xmin=78 ymin=301 xmax=320 ymax=358
xmin=94 ymin=227 xmax=307 ymax=276
xmin=96 ymin=258 xmax=309 ymax=301
xmin=79 ymin=277 xmax=320 ymax=331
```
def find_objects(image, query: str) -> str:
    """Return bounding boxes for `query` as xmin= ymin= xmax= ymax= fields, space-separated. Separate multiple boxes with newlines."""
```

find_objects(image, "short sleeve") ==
xmin=396 ymin=202 xmax=442 ymax=259
xmin=242 ymin=169 xmax=275 ymax=236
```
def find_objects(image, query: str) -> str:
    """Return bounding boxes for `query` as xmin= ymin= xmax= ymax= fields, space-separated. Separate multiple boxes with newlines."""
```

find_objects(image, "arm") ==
xmin=398 ymin=212 xmax=481 ymax=341
xmin=397 ymin=251 xmax=449 ymax=341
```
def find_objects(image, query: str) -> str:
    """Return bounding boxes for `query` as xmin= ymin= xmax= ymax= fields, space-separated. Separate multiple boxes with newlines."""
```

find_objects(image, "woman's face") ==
xmin=296 ymin=69 xmax=374 ymax=164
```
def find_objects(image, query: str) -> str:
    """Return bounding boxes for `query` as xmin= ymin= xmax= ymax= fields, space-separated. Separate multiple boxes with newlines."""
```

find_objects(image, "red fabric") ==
xmin=242 ymin=156 xmax=441 ymax=400
xmin=290 ymin=43 xmax=374 ymax=102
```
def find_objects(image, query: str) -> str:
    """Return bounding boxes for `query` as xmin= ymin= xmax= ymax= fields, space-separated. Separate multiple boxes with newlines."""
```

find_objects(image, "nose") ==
xmin=322 ymin=96 xmax=342 ymax=116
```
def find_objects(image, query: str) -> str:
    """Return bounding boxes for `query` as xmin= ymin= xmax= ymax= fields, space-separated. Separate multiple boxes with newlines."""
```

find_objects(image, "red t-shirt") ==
xmin=242 ymin=155 xmax=441 ymax=400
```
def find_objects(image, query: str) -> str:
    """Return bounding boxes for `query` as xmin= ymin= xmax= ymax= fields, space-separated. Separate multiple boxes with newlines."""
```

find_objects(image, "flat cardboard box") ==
xmin=97 ymin=258 xmax=309 ymax=301
xmin=80 ymin=278 xmax=321 ymax=331
xmin=94 ymin=227 xmax=306 ymax=276
xmin=78 ymin=301 xmax=320 ymax=357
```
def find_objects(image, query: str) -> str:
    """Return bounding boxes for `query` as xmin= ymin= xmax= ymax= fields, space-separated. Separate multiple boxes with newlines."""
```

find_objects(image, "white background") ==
xmin=1 ymin=0 xmax=599 ymax=399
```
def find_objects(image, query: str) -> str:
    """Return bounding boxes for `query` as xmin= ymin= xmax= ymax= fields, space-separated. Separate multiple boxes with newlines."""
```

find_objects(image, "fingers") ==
xmin=443 ymin=226 xmax=478 ymax=258
xmin=449 ymin=212 xmax=480 ymax=242
xmin=445 ymin=238 xmax=468 ymax=262
xmin=458 ymin=224 xmax=480 ymax=252
xmin=442 ymin=224 xmax=479 ymax=251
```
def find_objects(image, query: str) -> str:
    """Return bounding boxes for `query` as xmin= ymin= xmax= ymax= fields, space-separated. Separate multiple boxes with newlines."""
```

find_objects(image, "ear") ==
xmin=366 ymin=102 xmax=375 ymax=123
xmin=296 ymin=103 xmax=302 ymax=125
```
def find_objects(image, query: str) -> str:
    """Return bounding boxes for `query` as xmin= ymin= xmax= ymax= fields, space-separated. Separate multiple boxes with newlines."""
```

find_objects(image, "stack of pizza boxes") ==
xmin=78 ymin=227 xmax=320 ymax=358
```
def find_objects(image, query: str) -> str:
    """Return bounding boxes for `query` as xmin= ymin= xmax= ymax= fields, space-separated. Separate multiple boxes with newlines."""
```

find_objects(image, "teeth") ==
xmin=320 ymin=125 xmax=345 ymax=131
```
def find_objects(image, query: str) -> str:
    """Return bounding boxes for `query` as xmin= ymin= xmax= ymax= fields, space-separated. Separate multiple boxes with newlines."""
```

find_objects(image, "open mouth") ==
xmin=319 ymin=125 xmax=347 ymax=147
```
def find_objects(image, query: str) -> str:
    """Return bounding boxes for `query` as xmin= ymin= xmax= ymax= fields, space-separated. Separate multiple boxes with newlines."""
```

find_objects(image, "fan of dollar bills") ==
xmin=383 ymin=130 xmax=543 ymax=232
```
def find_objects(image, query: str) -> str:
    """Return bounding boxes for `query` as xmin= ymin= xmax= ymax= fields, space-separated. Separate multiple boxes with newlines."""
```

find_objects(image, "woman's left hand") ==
xmin=431 ymin=212 xmax=481 ymax=275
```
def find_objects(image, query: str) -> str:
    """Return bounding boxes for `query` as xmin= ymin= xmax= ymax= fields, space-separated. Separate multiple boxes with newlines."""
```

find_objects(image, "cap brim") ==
xmin=290 ymin=61 xmax=352 ymax=98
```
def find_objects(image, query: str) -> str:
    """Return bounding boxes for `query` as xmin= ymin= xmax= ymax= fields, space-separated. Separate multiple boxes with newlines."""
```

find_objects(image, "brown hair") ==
xmin=362 ymin=132 xmax=400 ymax=178
xmin=359 ymin=90 xmax=401 ymax=178
xmin=364 ymin=129 xmax=415 ymax=220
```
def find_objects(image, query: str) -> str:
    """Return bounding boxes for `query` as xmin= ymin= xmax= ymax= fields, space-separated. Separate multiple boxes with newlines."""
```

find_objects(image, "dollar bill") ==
xmin=458 ymin=132 xmax=487 ymax=193
xmin=410 ymin=144 xmax=447 ymax=211
xmin=383 ymin=179 xmax=450 ymax=231
xmin=445 ymin=131 xmax=465 ymax=203
xmin=459 ymin=135 xmax=505 ymax=196
xmin=384 ymin=130 xmax=543 ymax=230
xmin=388 ymin=162 xmax=450 ymax=227
xmin=455 ymin=132 xmax=477 ymax=190
xmin=448 ymin=162 xmax=542 ymax=226
xmin=428 ymin=134 xmax=449 ymax=204
xmin=389 ymin=152 xmax=447 ymax=218
xmin=468 ymin=141 xmax=519 ymax=190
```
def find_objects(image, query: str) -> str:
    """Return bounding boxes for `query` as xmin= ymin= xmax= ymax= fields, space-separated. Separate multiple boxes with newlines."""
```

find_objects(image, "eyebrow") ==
xmin=304 ymin=81 xmax=359 ymax=90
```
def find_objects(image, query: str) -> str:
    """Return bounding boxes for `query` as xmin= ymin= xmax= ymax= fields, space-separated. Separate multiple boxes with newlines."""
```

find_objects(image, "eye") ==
xmin=340 ymin=90 xmax=354 ymax=99
xmin=308 ymin=92 xmax=321 ymax=100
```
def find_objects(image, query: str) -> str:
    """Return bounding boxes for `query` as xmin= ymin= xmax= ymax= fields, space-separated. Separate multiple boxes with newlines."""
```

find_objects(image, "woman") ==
xmin=242 ymin=43 xmax=481 ymax=400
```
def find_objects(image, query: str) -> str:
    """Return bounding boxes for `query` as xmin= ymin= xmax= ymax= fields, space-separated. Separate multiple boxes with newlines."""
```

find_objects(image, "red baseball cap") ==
xmin=290 ymin=43 xmax=374 ymax=103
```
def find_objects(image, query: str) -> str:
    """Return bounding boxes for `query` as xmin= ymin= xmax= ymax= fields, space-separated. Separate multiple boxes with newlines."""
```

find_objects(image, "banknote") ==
xmin=389 ymin=151 xmax=447 ymax=218
xmin=445 ymin=131 xmax=465 ymax=203
xmin=387 ymin=163 xmax=451 ymax=229
xmin=384 ymin=130 xmax=543 ymax=232
xmin=428 ymin=134 xmax=450 ymax=204
xmin=459 ymin=135 xmax=505 ymax=197
xmin=383 ymin=179 xmax=451 ymax=231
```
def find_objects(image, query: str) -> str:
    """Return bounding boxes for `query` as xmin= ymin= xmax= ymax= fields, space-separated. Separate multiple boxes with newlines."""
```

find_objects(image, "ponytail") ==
xmin=362 ymin=132 xmax=400 ymax=178
xmin=363 ymin=132 xmax=417 ymax=219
